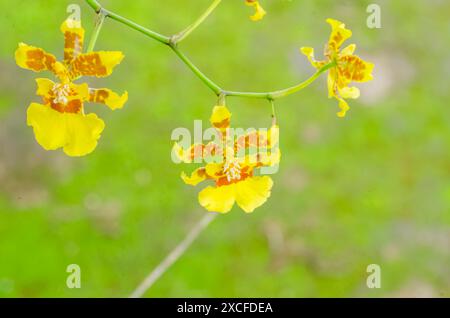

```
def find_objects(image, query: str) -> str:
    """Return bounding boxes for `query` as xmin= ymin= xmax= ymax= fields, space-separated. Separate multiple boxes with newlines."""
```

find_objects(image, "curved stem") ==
xmin=129 ymin=213 xmax=218 ymax=298
xmin=106 ymin=10 xmax=170 ymax=44
xmin=224 ymin=62 xmax=335 ymax=100
xmin=170 ymin=46 xmax=222 ymax=95
xmin=270 ymin=62 xmax=335 ymax=98
xmin=84 ymin=0 xmax=331 ymax=100
xmin=86 ymin=0 xmax=170 ymax=44
xmin=171 ymin=0 xmax=222 ymax=44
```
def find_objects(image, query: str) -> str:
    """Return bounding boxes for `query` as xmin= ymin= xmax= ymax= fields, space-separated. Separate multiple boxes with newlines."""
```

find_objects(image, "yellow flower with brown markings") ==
xmin=15 ymin=18 xmax=128 ymax=156
xmin=245 ymin=0 xmax=266 ymax=21
xmin=174 ymin=105 xmax=280 ymax=213
xmin=301 ymin=18 xmax=374 ymax=117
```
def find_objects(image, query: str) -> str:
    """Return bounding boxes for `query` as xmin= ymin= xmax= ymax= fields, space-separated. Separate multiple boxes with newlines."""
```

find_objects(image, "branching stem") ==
xmin=82 ymin=0 xmax=334 ymax=296
xmin=171 ymin=0 xmax=222 ymax=44
xmin=84 ymin=0 xmax=331 ymax=99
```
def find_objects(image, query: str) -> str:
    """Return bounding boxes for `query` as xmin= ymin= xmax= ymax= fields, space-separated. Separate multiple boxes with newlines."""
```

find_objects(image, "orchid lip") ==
xmin=224 ymin=160 xmax=242 ymax=183
xmin=52 ymin=83 xmax=71 ymax=105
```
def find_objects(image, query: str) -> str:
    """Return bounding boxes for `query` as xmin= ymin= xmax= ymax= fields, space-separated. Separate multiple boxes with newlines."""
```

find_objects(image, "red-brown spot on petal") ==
xmin=72 ymin=53 xmax=107 ymax=77
xmin=26 ymin=49 xmax=56 ymax=72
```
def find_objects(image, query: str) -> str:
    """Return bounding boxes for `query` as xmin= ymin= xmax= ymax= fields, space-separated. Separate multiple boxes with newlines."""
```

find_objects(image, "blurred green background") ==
xmin=0 ymin=0 xmax=449 ymax=297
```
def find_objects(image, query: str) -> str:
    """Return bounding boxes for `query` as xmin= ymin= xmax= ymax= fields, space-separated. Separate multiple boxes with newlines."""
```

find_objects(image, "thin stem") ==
xmin=86 ymin=9 xmax=107 ymax=52
xmin=271 ymin=100 xmax=276 ymax=116
xmin=270 ymin=62 xmax=335 ymax=98
xmin=84 ymin=0 xmax=333 ymax=101
xmin=129 ymin=213 xmax=218 ymax=298
xmin=171 ymin=0 xmax=222 ymax=44
xmin=217 ymin=92 xmax=227 ymax=105
xmin=86 ymin=0 xmax=170 ymax=44
xmin=171 ymin=46 xmax=223 ymax=95
xmin=85 ymin=0 xmax=102 ymax=12
xmin=224 ymin=62 xmax=335 ymax=100
xmin=270 ymin=99 xmax=277 ymax=125
xmin=106 ymin=10 xmax=170 ymax=44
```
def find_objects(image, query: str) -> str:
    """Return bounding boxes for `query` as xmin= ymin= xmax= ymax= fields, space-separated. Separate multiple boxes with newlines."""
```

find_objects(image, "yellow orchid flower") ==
xmin=15 ymin=18 xmax=128 ymax=156
xmin=175 ymin=105 xmax=280 ymax=213
xmin=245 ymin=0 xmax=266 ymax=21
xmin=300 ymin=18 xmax=374 ymax=117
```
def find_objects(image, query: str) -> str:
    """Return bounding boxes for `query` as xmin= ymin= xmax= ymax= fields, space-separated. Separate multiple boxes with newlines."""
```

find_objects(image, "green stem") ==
xmin=85 ymin=0 xmax=102 ymax=12
xmin=270 ymin=99 xmax=276 ymax=116
xmin=84 ymin=0 xmax=332 ymax=100
xmin=86 ymin=0 xmax=170 ymax=44
xmin=106 ymin=10 xmax=170 ymax=44
xmin=170 ymin=46 xmax=222 ymax=95
xmin=217 ymin=92 xmax=227 ymax=105
xmin=171 ymin=0 xmax=222 ymax=44
xmin=224 ymin=62 xmax=335 ymax=100
xmin=86 ymin=9 xmax=107 ymax=52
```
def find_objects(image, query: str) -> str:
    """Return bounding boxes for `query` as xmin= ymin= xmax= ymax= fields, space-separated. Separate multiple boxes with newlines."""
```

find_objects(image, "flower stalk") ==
xmin=86 ymin=9 xmax=107 ymax=52
xmin=170 ymin=46 xmax=222 ymax=95
xmin=224 ymin=62 xmax=336 ymax=100
xmin=79 ymin=0 xmax=373 ymax=296
xmin=84 ymin=0 xmax=327 ymax=99
xmin=170 ymin=0 xmax=222 ymax=45
xmin=129 ymin=213 xmax=218 ymax=298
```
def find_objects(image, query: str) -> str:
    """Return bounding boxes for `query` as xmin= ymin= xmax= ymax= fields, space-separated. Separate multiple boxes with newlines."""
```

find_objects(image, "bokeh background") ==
xmin=0 ymin=0 xmax=449 ymax=297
